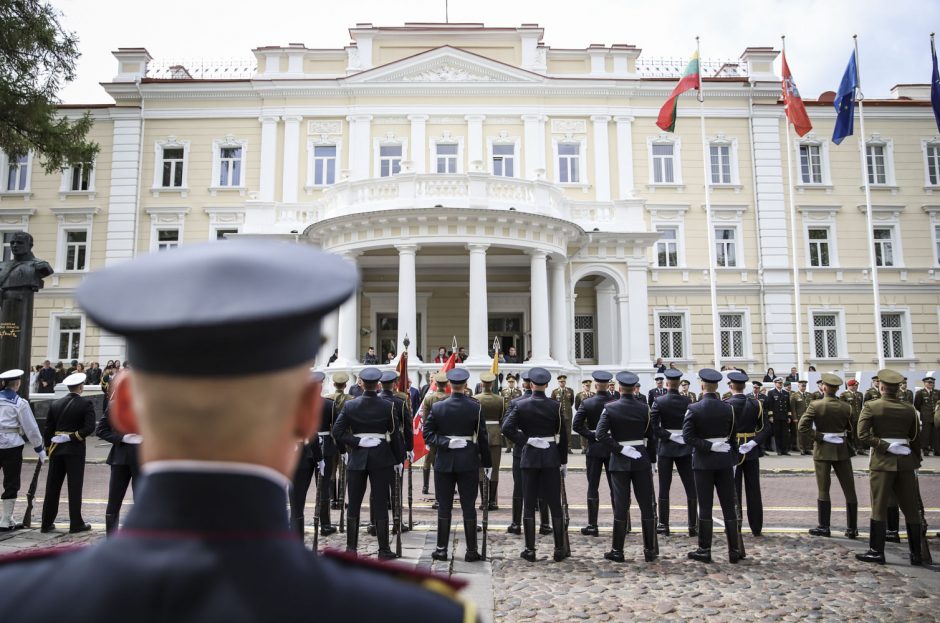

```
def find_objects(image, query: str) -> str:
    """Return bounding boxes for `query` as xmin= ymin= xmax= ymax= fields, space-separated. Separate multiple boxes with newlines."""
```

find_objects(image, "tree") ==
xmin=0 ymin=0 xmax=97 ymax=174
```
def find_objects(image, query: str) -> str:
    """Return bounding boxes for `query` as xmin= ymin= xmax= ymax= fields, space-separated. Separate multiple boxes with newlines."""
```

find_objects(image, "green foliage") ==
xmin=0 ymin=0 xmax=98 ymax=174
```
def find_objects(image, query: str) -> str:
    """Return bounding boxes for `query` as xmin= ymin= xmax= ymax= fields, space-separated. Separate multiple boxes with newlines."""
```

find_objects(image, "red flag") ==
xmin=411 ymin=352 xmax=459 ymax=464
xmin=782 ymin=52 xmax=812 ymax=137
xmin=656 ymin=52 xmax=701 ymax=132
xmin=395 ymin=350 xmax=408 ymax=394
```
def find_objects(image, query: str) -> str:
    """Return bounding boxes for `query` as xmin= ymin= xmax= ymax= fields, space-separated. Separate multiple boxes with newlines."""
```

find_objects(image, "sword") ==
xmin=732 ymin=463 xmax=747 ymax=559
xmin=914 ymin=470 xmax=933 ymax=565
xmin=312 ymin=470 xmax=321 ymax=550
xmin=408 ymin=458 xmax=413 ymax=531
xmin=394 ymin=468 xmax=403 ymax=558
xmin=21 ymin=459 xmax=43 ymax=528
xmin=651 ymin=477 xmax=660 ymax=556
xmin=560 ymin=469 xmax=571 ymax=557
xmin=338 ymin=455 xmax=347 ymax=533
xmin=482 ymin=471 xmax=490 ymax=561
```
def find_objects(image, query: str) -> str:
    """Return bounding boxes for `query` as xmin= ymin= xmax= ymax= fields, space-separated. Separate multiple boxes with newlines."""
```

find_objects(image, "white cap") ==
xmin=63 ymin=372 xmax=87 ymax=387
xmin=0 ymin=369 xmax=24 ymax=380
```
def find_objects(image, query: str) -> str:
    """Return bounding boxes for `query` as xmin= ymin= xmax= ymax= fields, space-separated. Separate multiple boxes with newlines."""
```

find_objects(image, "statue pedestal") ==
xmin=0 ymin=289 xmax=36 ymax=401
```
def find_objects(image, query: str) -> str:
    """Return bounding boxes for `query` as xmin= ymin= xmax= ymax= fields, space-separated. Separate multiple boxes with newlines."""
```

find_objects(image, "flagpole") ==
xmin=782 ymin=36 xmax=805 ymax=377
xmin=697 ymin=36 xmax=722 ymax=369
xmin=852 ymin=36 xmax=884 ymax=370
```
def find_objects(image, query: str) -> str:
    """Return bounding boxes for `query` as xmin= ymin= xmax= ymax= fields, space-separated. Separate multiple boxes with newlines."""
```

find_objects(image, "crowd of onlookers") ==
xmin=28 ymin=359 xmax=128 ymax=394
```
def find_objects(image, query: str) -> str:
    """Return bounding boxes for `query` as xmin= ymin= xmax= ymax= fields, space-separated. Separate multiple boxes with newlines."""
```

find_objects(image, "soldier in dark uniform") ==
xmin=791 ymin=380 xmax=812 ymax=455
xmin=914 ymin=375 xmax=939 ymax=456
xmin=766 ymin=377 xmax=792 ymax=455
xmin=608 ymin=381 xmax=621 ymax=400
xmin=856 ymin=369 xmax=924 ymax=566
xmin=374 ymin=371 xmax=413 ymax=535
xmin=95 ymin=387 xmax=142 ymax=535
xmin=328 ymin=372 xmax=350 ymax=510
xmin=0 ymin=240 xmax=471 ymax=622
xmin=551 ymin=375 xmax=575 ymax=453
xmin=333 ymin=367 xmax=405 ymax=560
xmin=798 ymin=373 xmax=858 ymax=539
xmin=597 ymin=371 xmax=657 ymax=562
xmin=290 ymin=371 xmax=326 ymax=538
xmin=474 ymin=372 xmax=504 ymax=510
xmin=424 ymin=369 xmax=491 ymax=562
xmin=727 ymin=370 xmax=772 ymax=536
xmin=419 ymin=373 xmax=448 ymax=496
xmin=841 ymin=379 xmax=864 ymax=455
xmin=40 ymin=372 xmax=96 ymax=533
xmin=500 ymin=374 xmax=522 ymax=454
xmin=504 ymin=374 xmax=531 ymax=534
xmin=651 ymin=368 xmax=697 ymax=536
xmin=500 ymin=367 xmax=568 ymax=562
xmin=647 ymin=375 xmax=667 ymax=407
xmin=682 ymin=368 xmax=743 ymax=564
xmin=573 ymin=370 xmax=617 ymax=537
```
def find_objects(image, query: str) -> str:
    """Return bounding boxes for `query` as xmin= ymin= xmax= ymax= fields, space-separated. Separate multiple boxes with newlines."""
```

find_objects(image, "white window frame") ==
xmin=487 ymin=136 xmax=520 ymax=178
xmin=573 ymin=313 xmax=596 ymax=363
xmin=707 ymin=136 xmax=740 ymax=187
xmin=0 ymin=211 xmax=34 ymax=261
xmin=864 ymin=135 xmax=896 ymax=188
xmin=646 ymin=204 xmax=689 ymax=269
xmin=306 ymin=139 xmax=342 ymax=189
xmin=50 ymin=206 xmax=97 ymax=273
xmin=806 ymin=225 xmax=833 ymax=268
xmin=794 ymin=134 xmax=832 ymax=187
xmin=872 ymin=225 xmax=899 ymax=268
xmin=922 ymin=138 xmax=940 ymax=189
xmin=204 ymin=207 xmax=245 ymax=242
xmin=373 ymin=137 xmax=408 ymax=178
xmin=552 ymin=136 xmax=588 ymax=186
xmin=717 ymin=309 xmax=751 ymax=360
xmin=807 ymin=308 xmax=846 ymax=360
xmin=59 ymin=159 xmax=97 ymax=198
xmin=654 ymin=309 xmax=690 ymax=361
xmin=154 ymin=228 xmax=180 ymax=251
xmin=152 ymin=137 xmax=190 ymax=196
xmin=713 ymin=224 xmax=742 ymax=268
xmin=654 ymin=225 xmax=681 ymax=268
xmin=429 ymin=135 xmax=464 ymax=175
xmin=798 ymin=206 xmax=841 ymax=269
xmin=146 ymin=207 xmax=190 ymax=253
xmin=210 ymin=136 xmax=248 ymax=193
xmin=0 ymin=151 xmax=33 ymax=195
xmin=880 ymin=308 xmax=913 ymax=360
xmin=48 ymin=311 xmax=86 ymax=363
xmin=646 ymin=135 xmax=683 ymax=187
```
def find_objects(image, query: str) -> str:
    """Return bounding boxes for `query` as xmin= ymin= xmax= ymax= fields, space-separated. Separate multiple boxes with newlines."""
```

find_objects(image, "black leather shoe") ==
xmin=320 ymin=525 xmax=337 ymax=536
xmin=520 ymin=549 xmax=536 ymax=562
xmin=580 ymin=525 xmax=598 ymax=536
xmin=431 ymin=547 xmax=448 ymax=561
xmin=507 ymin=522 xmax=521 ymax=535
xmin=604 ymin=549 xmax=625 ymax=562
xmin=366 ymin=523 xmax=376 ymax=536
xmin=539 ymin=524 xmax=553 ymax=536
xmin=885 ymin=530 xmax=901 ymax=543
xmin=69 ymin=523 xmax=92 ymax=534
xmin=377 ymin=549 xmax=397 ymax=560
xmin=39 ymin=524 xmax=56 ymax=533
xmin=687 ymin=548 xmax=712 ymax=563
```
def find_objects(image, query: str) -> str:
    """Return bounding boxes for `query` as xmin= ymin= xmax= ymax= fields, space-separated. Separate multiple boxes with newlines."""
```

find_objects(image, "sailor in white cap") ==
xmin=39 ymin=371 xmax=96 ymax=533
xmin=0 ymin=369 xmax=45 ymax=531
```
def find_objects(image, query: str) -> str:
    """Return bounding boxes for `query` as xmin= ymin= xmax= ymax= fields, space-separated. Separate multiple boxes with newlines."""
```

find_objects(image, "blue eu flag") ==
xmin=931 ymin=38 xmax=940 ymax=133
xmin=832 ymin=51 xmax=858 ymax=145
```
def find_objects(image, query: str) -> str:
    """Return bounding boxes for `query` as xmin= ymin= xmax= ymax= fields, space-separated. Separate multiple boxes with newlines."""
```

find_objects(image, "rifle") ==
xmin=560 ymin=469 xmax=571 ymax=557
xmin=312 ymin=470 xmax=321 ymax=550
xmin=651 ymin=481 xmax=660 ymax=557
xmin=394 ymin=468 xmax=403 ymax=558
xmin=481 ymin=471 xmax=489 ymax=560
xmin=21 ymin=459 xmax=43 ymax=528
xmin=914 ymin=471 xmax=933 ymax=565
xmin=408 ymin=459 xmax=413 ymax=531
xmin=338 ymin=456 xmax=347 ymax=533
xmin=732 ymin=464 xmax=746 ymax=559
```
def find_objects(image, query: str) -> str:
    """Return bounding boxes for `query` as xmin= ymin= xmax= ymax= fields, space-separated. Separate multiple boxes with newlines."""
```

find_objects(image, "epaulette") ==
xmin=0 ymin=544 xmax=84 ymax=567
xmin=321 ymin=547 xmax=469 ymax=593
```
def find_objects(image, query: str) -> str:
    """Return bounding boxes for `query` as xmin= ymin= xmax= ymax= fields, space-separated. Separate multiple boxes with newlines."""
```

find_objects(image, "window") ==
xmin=799 ymin=144 xmax=823 ymax=184
xmin=881 ymin=313 xmax=904 ymax=358
xmin=492 ymin=144 xmax=515 ymax=177
xmin=812 ymin=313 xmax=839 ymax=358
xmin=655 ymin=227 xmax=679 ymax=267
xmin=69 ymin=162 xmax=93 ymax=191
xmin=925 ymin=142 xmax=940 ymax=186
xmin=808 ymin=227 xmax=831 ymax=267
xmin=718 ymin=313 xmax=745 ymax=358
xmin=215 ymin=228 xmax=238 ymax=241
xmin=156 ymin=229 xmax=179 ymax=251
xmin=657 ymin=313 xmax=685 ymax=359
xmin=866 ymin=144 xmax=887 ymax=185
xmin=573 ymin=315 xmax=595 ymax=361
xmin=435 ymin=143 xmax=458 ymax=174
xmin=558 ymin=143 xmax=580 ymax=183
xmin=312 ymin=145 xmax=336 ymax=186
xmin=56 ymin=317 xmax=82 ymax=361
xmin=715 ymin=227 xmax=737 ymax=267
xmin=935 ymin=224 xmax=940 ymax=265
xmin=64 ymin=231 xmax=87 ymax=271
xmin=710 ymin=144 xmax=732 ymax=184
xmin=873 ymin=227 xmax=895 ymax=267
xmin=6 ymin=154 xmax=29 ymax=191
xmin=379 ymin=144 xmax=402 ymax=177
xmin=161 ymin=147 xmax=185 ymax=187
xmin=651 ymin=143 xmax=676 ymax=184
xmin=218 ymin=147 xmax=242 ymax=187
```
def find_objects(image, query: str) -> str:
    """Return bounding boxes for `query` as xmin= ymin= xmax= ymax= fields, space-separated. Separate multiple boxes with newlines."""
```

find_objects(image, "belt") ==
xmin=449 ymin=435 xmax=477 ymax=442
xmin=705 ymin=437 xmax=728 ymax=443
xmin=0 ymin=427 xmax=21 ymax=434
xmin=882 ymin=438 xmax=908 ymax=445
xmin=617 ymin=439 xmax=646 ymax=446
xmin=354 ymin=432 xmax=390 ymax=442
xmin=666 ymin=429 xmax=682 ymax=435
xmin=736 ymin=432 xmax=756 ymax=441
xmin=819 ymin=431 xmax=845 ymax=437
xmin=532 ymin=436 xmax=559 ymax=444
xmin=317 ymin=432 xmax=331 ymax=437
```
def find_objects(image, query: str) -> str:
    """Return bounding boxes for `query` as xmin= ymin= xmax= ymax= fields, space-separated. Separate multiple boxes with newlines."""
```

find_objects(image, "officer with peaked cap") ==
xmin=550 ymin=375 xmax=576 ymax=453
xmin=647 ymin=375 xmax=667 ymax=407
xmin=372 ymin=370 xmax=412 ymax=536
xmin=726 ymin=370 xmax=773 ymax=536
xmin=474 ymin=372 xmax=505 ymax=510
xmin=683 ymin=369 xmax=743 ymax=564
xmin=501 ymin=367 xmax=569 ymax=562
xmin=767 ymin=376 xmax=792 ymax=455
xmin=798 ymin=373 xmax=858 ymax=540
xmin=572 ymin=370 xmax=618 ymax=537
xmin=94 ymin=373 xmax=142 ymax=536
xmin=39 ymin=371 xmax=95 ymax=534
xmin=500 ymin=374 xmax=523 ymax=455
xmin=0 ymin=369 xmax=45 ymax=531
xmin=289 ymin=371 xmax=326 ymax=538
xmin=418 ymin=373 xmax=448 ymax=497
xmin=597 ymin=371 xmax=657 ymax=562
xmin=651 ymin=368 xmax=698 ymax=537
xmin=914 ymin=374 xmax=940 ymax=456
xmin=504 ymin=372 xmax=533 ymax=535
xmin=0 ymin=241 xmax=471 ymax=621
xmin=680 ymin=378 xmax=697 ymax=402
xmin=424 ymin=368 xmax=491 ymax=562
xmin=841 ymin=379 xmax=865 ymax=455
xmin=328 ymin=372 xmax=350 ymax=511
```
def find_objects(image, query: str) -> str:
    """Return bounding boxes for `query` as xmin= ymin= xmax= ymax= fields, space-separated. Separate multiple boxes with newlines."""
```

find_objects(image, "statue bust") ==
xmin=0 ymin=232 xmax=54 ymax=305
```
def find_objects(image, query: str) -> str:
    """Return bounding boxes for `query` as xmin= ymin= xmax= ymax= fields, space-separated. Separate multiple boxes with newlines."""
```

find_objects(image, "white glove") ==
xmin=669 ymin=432 xmax=685 ymax=445
xmin=559 ymin=465 xmax=568 ymax=478
xmin=483 ymin=467 xmax=493 ymax=480
xmin=447 ymin=438 xmax=468 ymax=449
xmin=122 ymin=434 xmax=142 ymax=445
xmin=738 ymin=440 xmax=757 ymax=454
xmin=620 ymin=445 xmax=642 ymax=459
xmin=36 ymin=450 xmax=47 ymax=464
xmin=51 ymin=434 xmax=70 ymax=444
xmin=526 ymin=437 xmax=550 ymax=449
xmin=407 ymin=450 xmax=415 ymax=463
xmin=887 ymin=442 xmax=911 ymax=456
xmin=341 ymin=453 xmax=348 ymax=465
xmin=318 ymin=460 xmax=326 ymax=476
xmin=394 ymin=463 xmax=403 ymax=476
xmin=822 ymin=433 xmax=844 ymax=445
xmin=358 ymin=437 xmax=381 ymax=448
xmin=710 ymin=441 xmax=731 ymax=453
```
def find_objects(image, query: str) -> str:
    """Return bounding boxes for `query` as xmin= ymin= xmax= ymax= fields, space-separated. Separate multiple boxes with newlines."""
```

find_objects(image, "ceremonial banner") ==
xmin=832 ymin=51 xmax=858 ymax=145
xmin=656 ymin=52 xmax=701 ymax=132
xmin=782 ymin=52 xmax=812 ymax=137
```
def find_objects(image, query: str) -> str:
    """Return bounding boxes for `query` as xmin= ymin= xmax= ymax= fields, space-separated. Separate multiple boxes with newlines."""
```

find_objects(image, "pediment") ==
xmin=344 ymin=46 xmax=544 ymax=84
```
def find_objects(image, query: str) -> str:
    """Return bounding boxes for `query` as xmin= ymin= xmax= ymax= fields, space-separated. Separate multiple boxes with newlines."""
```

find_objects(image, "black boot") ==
xmin=642 ymin=519 xmax=658 ymax=562
xmin=907 ymin=524 xmax=923 ymax=566
xmin=688 ymin=519 xmax=713 ymax=563
xmin=604 ymin=519 xmax=627 ymax=562
xmin=105 ymin=513 xmax=118 ymax=536
xmin=656 ymin=498 xmax=670 ymax=535
xmin=521 ymin=518 xmax=537 ymax=562
xmin=809 ymin=500 xmax=831 ymax=537
xmin=885 ymin=506 xmax=901 ymax=542
xmin=422 ymin=469 xmax=430 ymax=495
xmin=625 ymin=503 xmax=632 ymax=534
xmin=376 ymin=520 xmax=396 ymax=560
xmin=479 ymin=483 xmax=487 ymax=511
xmin=432 ymin=517 xmax=450 ymax=561
xmin=844 ymin=502 xmax=858 ymax=539
xmin=488 ymin=484 xmax=499 ymax=511
xmin=507 ymin=497 xmax=522 ymax=534
xmin=290 ymin=516 xmax=305 ymax=538
xmin=687 ymin=500 xmax=698 ymax=537
xmin=319 ymin=490 xmax=337 ymax=536
xmin=538 ymin=500 xmax=552 ymax=535
xmin=464 ymin=519 xmax=481 ymax=562
xmin=725 ymin=519 xmax=742 ymax=564
xmin=855 ymin=520 xmax=886 ymax=564
xmin=552 ymin=515 xmax=567 ymax=562
xmin=346 ymin=517 xmax=359 ymax=553
xmin=581 ymin=498 xmax=599 ymax=536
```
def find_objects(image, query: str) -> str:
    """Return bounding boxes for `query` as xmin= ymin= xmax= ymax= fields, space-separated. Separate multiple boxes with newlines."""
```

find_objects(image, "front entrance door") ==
xmin=489 ymin=314 xmax=525 ymax=363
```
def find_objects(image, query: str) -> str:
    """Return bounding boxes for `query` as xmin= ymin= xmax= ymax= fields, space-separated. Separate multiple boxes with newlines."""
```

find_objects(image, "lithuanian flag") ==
xmin=656 ymin=52 xmax=701 ymax=132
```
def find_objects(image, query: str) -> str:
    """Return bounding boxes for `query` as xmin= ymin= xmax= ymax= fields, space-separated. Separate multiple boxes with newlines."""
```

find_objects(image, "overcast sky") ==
xmin=51 ymin=0 xmax=938 ymax=104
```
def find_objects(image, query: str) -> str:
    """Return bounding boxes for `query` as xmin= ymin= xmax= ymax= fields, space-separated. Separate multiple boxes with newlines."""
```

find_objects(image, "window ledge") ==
xmin=646 ymin=183 xmax=686 ymax=192
xmin=0 ymin=191 xmax=33 ymax=201
xmin=208 ymin=186 xmax=246 ymax=197
xmin=859 ymin=185 xmax=899 ymax=193
xmin=924 ymin=185 xmax=940 ymax=193
xmin=796 ymin=184 xmax=834 ymax=193
xmin=304 ymin=184 xmax=333 ymax=194
xmin=869 ymin=357 xmax=919 ymax=365
xmin=151 ymin=187 xmax=189 ymax=198
xmin=58 ymin=190 xmax=96 ymax=200
xmin=809 ymin=357 xmax=854 ymax=365
xmin=709 ymin=183 xmax=743 ymax=192
xmin=56 ymin=269 xmax=89 ymax=275
xmin=722 ymin=357 xmax=758 ymax=364
xmin=557 ymin=182 xmax=591 ymax=192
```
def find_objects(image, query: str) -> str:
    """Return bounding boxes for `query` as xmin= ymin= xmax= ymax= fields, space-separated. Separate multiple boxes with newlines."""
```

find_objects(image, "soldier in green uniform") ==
xmin=840 ymin=379 xmax=864 ymax=456
xmin=863 ymin=376 xmax=881 ymax=403
xmin=475 ymin=372 xmax=505 ymax=510
xmin=856 ymin=369 xmax=924 ymax=566
xmin=899 ymin=379 xmax=914 ymax=405
xmin=914 ymin=375 xmax=939 ymax=456
xmin=575 ymin=379 xmax=593 ymax=410
xmin=551 ymin=375 xmax=576 ymax=453
xmin=500 ymin=374 xmax=522 ymax=454
xmin=798 ymin=374 xmax=858 ymax=539
xmin=680 ymin=379 xmax=697 ymax=402
xmin=790 ymin=380 xmax=811 ymax=455
xmin=419 ymin=373 xmax=449 ymax=500
xmin=329 ymin=372 xmax=350 ymax=510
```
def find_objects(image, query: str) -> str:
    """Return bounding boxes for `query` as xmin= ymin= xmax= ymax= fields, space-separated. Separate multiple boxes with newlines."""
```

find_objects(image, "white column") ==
xmin=549 ymin=258 xmax=570 ymax=367
xmin=396 ymin=244 xmax=419 ymax=360
xmin=259 ymin=115 xmax=279 ymax=201
xmin=466 ymin=243 xmax=490 ymax=364
xmin=595 ymin=282 xmax=616 ymax=365
xmin=614 ymin=115 xmax=635 ymax=199
xmin=281 ymin=115 xmax=302 ymax=203
xmin=625 ymin=260 xmax=652 ymax=368
xmin=335 ymin=252 xmax=360 ymax=366
xmin=347 ymin=114 xmax=372 ymax=180
xmin=465 ymin=115 xmax=485 ymax=171
xmin=529 ymin=249 xmax=552 ymax=363
xmin=616 ymin=295 xmax=630 ymax=367
xmin=408 ymin=115 xmax=428 ymax=173
xmin=318 ymin=310 xmax=339 ymax=367
xmin=522 ymin=114 xmax=544 ymax=180
xmin=591 ymin=115 xmax=611 ymax=201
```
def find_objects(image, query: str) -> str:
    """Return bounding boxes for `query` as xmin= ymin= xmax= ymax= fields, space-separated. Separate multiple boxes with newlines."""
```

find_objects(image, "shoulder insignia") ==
xmin=0 ymin=544 xmax=84 ymax=567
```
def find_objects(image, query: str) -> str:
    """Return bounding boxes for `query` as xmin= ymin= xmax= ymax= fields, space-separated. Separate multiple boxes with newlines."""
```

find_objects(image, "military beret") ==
xmin=847 ymin=379 xmax=858 ymax=386
xmin=75 ymin=240 xmax=357 ymax=376
xmin=63 ymin=372 xmax=87 ymax=386
xmin=664 ymin=369 xmax=682 ymax=380
xmin=479 ymin=372 xmax=496 ymax=383
xmin=924 ymin=376 xmax=936 ymax=382
xmin=557 ymin=374 xmax=567 ymax=380
xmin=698 ymin=368 xmax=722 ymax=383
xmin=727 ymin=371 xmax=749 ymax=383
xmin=876 ymin=369 xmax=904 ymax=384
xmin=380 ymin=371 xmax=398 ymax=384
xmin=821 ymin=373 xmax=843 ymax=386
xmin=616 ymin=371 xmax=639 ymax=386
xmin=0 ymin=369 xmax=23 ymax=381
xmin=434 ymin=372 xmax=448 ymax=384
xmin=332 ymin=372 xmax=349 ymax=384
xmin=752 ymin=380 xmax=762 ymax=387
xmin=528 ymin=367 xmax=551 ymax=385
xmin=310 ymin=371 xmax=326 ymax=383
xmin=592 ymin=370 xmax=613 ymax=383
xmin=783 ymin=380 xmax=791 ymax=386
xmin=359 ymin=367 xmax=382 ymax=383
xmin=447 ymin=368 xmax=470 ymax=384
